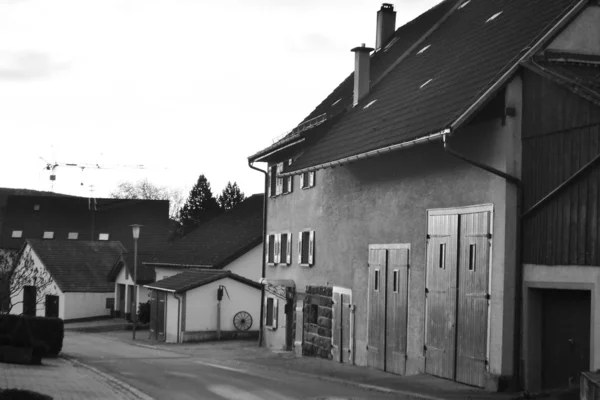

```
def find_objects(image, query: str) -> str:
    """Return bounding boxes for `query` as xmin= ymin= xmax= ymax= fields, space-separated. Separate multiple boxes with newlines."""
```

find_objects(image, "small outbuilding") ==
xmin=144 ymin=270 xmax=261 ymax=343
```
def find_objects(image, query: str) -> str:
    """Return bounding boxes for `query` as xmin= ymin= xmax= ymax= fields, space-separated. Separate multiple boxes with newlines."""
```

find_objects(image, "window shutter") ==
xmin=265 ymin=235 xmax=271 ymax=264
xmin=275 ymin=233 xmax=281 ymax=264
xmin=309 ymin=171 xmax=315 ymax=187
xmin=286 ymin=232 xmax=292 ymax=265
xmin=276 ymin=163 xmax=284 ymax=195
xmin=264 ymin=297 xmax=268 ymax=327
xmin=273 ymin=298 xmax=279 ymax=329
xmin=298 ymin=232 xmax=303 ymax=264
xmin=300 ymin=173 xmax=304 ymax=189
xmin=308 ymin=230 xmax=315 ymax=265
xmin=287 ymin=175 xmax=293 ymax=193
xmin=267 ymin=169 xmax=272 ymax=197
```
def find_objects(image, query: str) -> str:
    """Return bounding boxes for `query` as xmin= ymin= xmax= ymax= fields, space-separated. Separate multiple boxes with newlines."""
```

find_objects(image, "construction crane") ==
xmin=40 ymin=157 xmax=146 ymax=191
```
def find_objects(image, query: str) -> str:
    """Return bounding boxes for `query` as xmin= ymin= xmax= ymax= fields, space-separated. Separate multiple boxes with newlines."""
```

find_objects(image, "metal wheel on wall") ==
xmin=233 ymin=311 xmax=252 ymax=331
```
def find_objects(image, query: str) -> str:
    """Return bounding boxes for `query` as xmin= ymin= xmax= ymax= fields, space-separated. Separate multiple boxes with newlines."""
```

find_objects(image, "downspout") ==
xmin=174 ymin=293 xmax=182 ymax=344
xmin=442 ymin=133 xmax=524 ymax=389
xmin=248 ymin=160 xmax=268 ymax=347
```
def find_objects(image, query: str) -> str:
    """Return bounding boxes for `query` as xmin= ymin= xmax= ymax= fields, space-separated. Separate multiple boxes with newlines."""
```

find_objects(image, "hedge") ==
xmin=0 ymin=389 xmax=53 ymax=400
xmin=0 ymin=315 xmax=63 ymax=356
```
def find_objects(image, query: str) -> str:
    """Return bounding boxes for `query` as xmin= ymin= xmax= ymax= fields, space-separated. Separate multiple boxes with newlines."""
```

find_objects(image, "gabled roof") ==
xmin=107 ymin=253 xmax=156 ymax=284
xmin=144 ymin=270 xmax=261 ymax=293
xmin=145 ymin=194 xmax=263 ymax=268
xmin=250 ymin=0 xmax=583 ymax=171
xmin=25 ymin=239 xmax=125 ymax=293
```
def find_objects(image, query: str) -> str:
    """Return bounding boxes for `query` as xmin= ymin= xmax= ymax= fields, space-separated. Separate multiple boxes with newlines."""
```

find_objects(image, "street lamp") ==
xmin=130 ymin=224 xmax=143 ymax=340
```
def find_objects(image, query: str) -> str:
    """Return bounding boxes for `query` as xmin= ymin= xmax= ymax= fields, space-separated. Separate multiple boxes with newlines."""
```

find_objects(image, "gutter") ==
xmin=251 ymin=138 xmax=305 ymax=163
xmin=174 ymin=292 xmax=182 ymax=344
xmin=248 ymin=160 xmax=268 ymax=347
xmin=279 ymin=129 xmax=449 ymax=177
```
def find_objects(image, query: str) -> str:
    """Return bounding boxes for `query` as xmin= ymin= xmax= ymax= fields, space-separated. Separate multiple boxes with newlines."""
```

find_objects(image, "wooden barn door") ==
xmin=386 ymin=247 xmax=410 ymax=375
xmin=367 ymin=248 xmax=386 ymax=370
xmin=367 ymin=245 xmax=410 ymax=374
xmin=456 ymin=211 xmax=491 ymax=387
xmin=425 ymin=214 xmax=459 ymax=380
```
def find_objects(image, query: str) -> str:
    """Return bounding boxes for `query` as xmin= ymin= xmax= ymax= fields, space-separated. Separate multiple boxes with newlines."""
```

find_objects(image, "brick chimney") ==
xmin=351 ymin=43 xmax=374 ymax=106
xmin=376 ymin=3 xmax=396 ymax=50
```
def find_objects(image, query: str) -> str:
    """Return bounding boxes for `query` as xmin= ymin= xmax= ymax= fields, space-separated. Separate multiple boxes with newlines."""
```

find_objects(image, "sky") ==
xmin=0 ymin=0 xmax=442 ymax=201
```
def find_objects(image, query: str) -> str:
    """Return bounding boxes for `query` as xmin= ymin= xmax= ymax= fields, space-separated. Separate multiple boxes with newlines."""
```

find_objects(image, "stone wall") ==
xmin=302 ymin=285 xmax=333 ymax=359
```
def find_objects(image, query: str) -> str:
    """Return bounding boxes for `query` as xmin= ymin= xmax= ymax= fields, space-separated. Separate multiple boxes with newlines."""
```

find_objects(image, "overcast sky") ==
xmin=0 ymin=0 xmax=442 ymax=200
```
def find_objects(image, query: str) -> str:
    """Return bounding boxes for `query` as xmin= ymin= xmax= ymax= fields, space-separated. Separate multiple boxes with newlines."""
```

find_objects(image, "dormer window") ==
xmin=98 ymin=233 xmax=109 ymax=241
xmin=43 ymin=231 xmax=54 ymax=240
xmin=33 ymin=204 xmax=40 ymax=211
xmin=68 ymin=232 xmax=79 ymax=240
xmin=11 ymin=230 xmax=22 ymax=238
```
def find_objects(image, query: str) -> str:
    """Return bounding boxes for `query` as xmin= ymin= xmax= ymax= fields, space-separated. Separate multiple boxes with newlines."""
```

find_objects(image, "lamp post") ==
xmin=130 ymin=224 xmax=142 ymax=340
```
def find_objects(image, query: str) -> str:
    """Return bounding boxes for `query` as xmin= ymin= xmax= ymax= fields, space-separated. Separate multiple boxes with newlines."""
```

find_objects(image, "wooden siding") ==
xmin=522 ymin=69 xmax=600 ymax=265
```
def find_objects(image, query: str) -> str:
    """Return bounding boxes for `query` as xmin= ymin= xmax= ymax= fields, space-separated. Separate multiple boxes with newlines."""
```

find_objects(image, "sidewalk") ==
xmin=98 ymin=331 xmax=541 ymax=400
xmin=0 ymin=356 xmax=152 ymax=400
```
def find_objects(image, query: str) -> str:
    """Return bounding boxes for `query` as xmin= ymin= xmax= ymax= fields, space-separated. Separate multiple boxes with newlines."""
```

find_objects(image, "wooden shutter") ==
xmin=273 ymin=298 xmax=279 ymax=329
xmin=300 ymin=173 xmax=305 ymax=189
xmin=308 ymin=230 xmax=315 ymax=265
xmin=367 ymin=248 xmax=386 ymax=370
xmin=294 ymin=299 xmax=304 ymax=355
xmin=265 ymin=235 xmax=271 ymax=264
xmin=298 ymin=232 xmax=303 ymax=264
xmin=309 ymin=171 xmax=315 ymax=187
xmin=286 ymin=232 xmax=292 ymax=264
xmin=332 ymin=292 xmax=341 ymax=361
xmin=267 ymin=168 xmax=272 ymax=197
xmin=287 ymin=175 xmax=293 ymax=193
xmin=275 ymin=234 xmax=281 ymax=264
xmin=276 ymin=163 xmax=283 ymax=195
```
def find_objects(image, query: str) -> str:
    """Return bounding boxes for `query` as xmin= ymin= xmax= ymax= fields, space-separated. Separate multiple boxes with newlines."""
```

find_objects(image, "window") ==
xmin=33 ymin=204 xmax=40 ymax=211
xmin=298 ymin=230 xmax=315 ymax=266
xmin=279 ymin=232 xmax=292 ymax=265
xmin=469 ymin=244 xmax=476 ymax=271
xmin=98 ymin=233 xmax=109 ymax=241
xmin=264 ymin=296 xmax=278 ymax=329
xmin=374 ymin=269 xmax=380 ymax=291
xmin=269 ymin=165 xmax=278 ymax=197
xmin=43 ymin=231 xmax=54 ymax=240
xmin=300 ymin=171 xmax=315 ymax=189
xmin=282 ymin=159 xmax=293 ymax=195
xmin=439 ymin=243 xmax=446 ymax=269
xmin=393 ymin=270 xmax=399 ymax=292
xmin=266 ymin=234 xmax=276 ymax=265
xmin=23 ymin=285 xmax=36 ymax=316
xmin=67 ymin=232 xmax=78 ymax=240
xmin=11 ymin=230 xmax=22 ymax=238
xmin=106 ymin=298 xmax=115 ymax=310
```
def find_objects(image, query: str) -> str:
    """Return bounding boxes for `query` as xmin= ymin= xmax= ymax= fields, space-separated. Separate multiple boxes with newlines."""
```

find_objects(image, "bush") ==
xmin=0 ymin=315 xmax=63 ymax=356
xmin=137 ymin=301 xmax=150 ymax=324
xmin=0 ymin=388 xmax=53 ymax=399
xmin=10 ymin=317 xmax=33 ymax=348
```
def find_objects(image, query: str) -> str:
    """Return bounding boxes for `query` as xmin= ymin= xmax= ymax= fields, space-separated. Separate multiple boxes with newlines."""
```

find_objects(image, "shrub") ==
xmin=0 ymin=388 xmax=53 ymax=400
xmin=137 ymin=301 xmax=150 ymax=324
xmin=0 ymin=315 xmax=63 ymax=356
xmin=10 ymin=317 xmax=33 ymax=348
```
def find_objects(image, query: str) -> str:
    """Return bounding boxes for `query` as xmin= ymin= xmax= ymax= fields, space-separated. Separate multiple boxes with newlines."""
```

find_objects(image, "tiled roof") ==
xmin=107 ymin=253 xmax=156 ymax=284
xmin=145 ymin=270 xmax=261 ymax=293
xmin=147 ymin=194 xmax=263 ymax=268
xmin=26 ymin=239 xmax=125 ymax=293
xmin=254 ymin=0 xmax=580 ymax=170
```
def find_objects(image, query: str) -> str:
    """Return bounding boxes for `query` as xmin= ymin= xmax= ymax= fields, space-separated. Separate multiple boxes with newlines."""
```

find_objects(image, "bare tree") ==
xmin=110 ymin=178 xmax=183 ymax=220
xmin=0 ymin=249 xmax=55 ymax=316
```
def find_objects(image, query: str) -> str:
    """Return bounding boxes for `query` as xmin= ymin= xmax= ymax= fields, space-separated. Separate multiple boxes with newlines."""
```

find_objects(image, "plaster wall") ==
xmin=263 ymin=77 xmax=522 ymax=378
xmin=165 ymin=292 xmax=179 ymax=343
xmin=184 ymin=278 xmax=260 ymax=332
xmin=63 ymin=292 xmax=113 ymax=320
xmin=523 ymin=263 xmax=600 ymax=391
xmin=223 ymin=244 xmax=262 ymax=281
xmin=547 ymin=5 xmax=600 ymax=56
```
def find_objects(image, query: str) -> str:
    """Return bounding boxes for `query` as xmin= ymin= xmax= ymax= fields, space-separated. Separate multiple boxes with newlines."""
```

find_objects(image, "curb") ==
xmin=60 ymin=354 xmax=155 ymax=400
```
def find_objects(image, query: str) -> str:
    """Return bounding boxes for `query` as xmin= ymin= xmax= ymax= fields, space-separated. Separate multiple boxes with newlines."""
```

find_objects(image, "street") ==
xmin=63 ymin=332 xmax=399 ymax=400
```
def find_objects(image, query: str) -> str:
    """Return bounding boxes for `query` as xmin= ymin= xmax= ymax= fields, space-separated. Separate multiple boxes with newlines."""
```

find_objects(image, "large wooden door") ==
xmin=45 ymin=295 xmax=59 ymax=318
xmin=367 ymin=248 xmax=386 ymax=370
xmin=425 ymin=214 xmax=459 ymax=380
xmin=386 ymin=248 xmax=409 ymax=375
xmin=542 ymin=289 xmax=590 ymax=390
xmin=456 ymin=212 xmax=491 ymax=387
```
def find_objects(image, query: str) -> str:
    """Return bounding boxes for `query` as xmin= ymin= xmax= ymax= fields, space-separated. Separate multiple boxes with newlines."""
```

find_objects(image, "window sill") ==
xmin=299 ymin=263 xmax=312 ymax=268
xmin=265 ymin=326 xmax=277 ymax=331
xmin=267 ymin=263 xmax=277 ymax=267
xmin=277 ymin=263 xmax=290 ymax=267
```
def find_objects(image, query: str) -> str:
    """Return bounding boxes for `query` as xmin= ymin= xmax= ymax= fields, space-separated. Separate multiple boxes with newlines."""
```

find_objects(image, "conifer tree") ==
xmin=178 ymin=174 xmax=221 ymax=234
xmin=217 ymin=181 xmax=246 ymax=211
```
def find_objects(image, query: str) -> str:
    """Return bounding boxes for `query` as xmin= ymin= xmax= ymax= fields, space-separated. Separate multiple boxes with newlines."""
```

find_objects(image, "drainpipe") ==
xmin=442 ymin=133 xmax=524 ymax=389
xmin=174 ymin=293 xmax=182 ymax=344
xmin=248 ymin=160 xmax=268 ymax=347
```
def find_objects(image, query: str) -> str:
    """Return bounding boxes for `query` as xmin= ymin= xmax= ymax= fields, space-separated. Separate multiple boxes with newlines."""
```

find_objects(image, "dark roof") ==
xmin=26 ymin=239 xmax=125 ymax=293
xmin=0 ymin=195 xmax=170 ymax=254
xmin=145 ymin=270 xmax=261 ymax=293
xmin=251 ymin=0 xmax=580 ymax=169
xmin=107 ymin=253 xmax=156 ymax=284
xmin=147 ymin=194 xmax=263 ymax=268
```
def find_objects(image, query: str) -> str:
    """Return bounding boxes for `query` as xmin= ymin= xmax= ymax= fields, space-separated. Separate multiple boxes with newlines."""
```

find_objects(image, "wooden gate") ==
xmin=45 ymin=295 xmax=59 ymax=318
xmin=367 ymin=245 xmax=410 ymax=374
xmin=332 ymin=288 xmax=353 ymax=364
xmin=425 ymin=210 xmax=491 ymax=387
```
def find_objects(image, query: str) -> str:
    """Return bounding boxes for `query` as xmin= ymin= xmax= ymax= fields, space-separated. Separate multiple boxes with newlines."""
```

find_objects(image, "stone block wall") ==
xmin=302 ymin=285 xmax=333 ymax=359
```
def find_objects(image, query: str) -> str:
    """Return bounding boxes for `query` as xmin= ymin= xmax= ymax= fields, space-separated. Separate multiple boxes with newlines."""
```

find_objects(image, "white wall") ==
xmin=165 ymin=292 xmax=179 ymax=343
xmin=63 ymin=292 xmax=113 ymax=320
xmin=9 ymin=244 xmax=63 ymax=318
xmin=184 ymin=277 xmax=261 ymax=332
xmin=155 ymin=266 xmax=184 ymax=282
xmin=223 ymin=244 xmax=262 ymax=281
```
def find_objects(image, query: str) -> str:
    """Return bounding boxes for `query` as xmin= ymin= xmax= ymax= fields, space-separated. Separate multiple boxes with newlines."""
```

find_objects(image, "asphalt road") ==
xmin=64 ymin=332 xmax=399 ymax=400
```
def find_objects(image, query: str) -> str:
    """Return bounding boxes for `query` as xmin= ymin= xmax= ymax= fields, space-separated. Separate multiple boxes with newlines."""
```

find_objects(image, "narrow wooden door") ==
xmin=386 ymin=247 xmax=409 ymax=375
xmin=45 ymin=295 xmax=59 ymax=318
xmin=332 ymin=291 xmax=342 ymax=362
xmin=340 ymin=293 xmax=352 ymax=363
xmin=425 ymin=214 xmax=459 ymax=380
xmin=156 ymin=291 xmax=166 ymax=342
xmin=542 ymin=289 xmax=591 ymax=390
xmin=23 ymin=285 xmax=36 ymax=316
xmin=367 ymin=248 xmax=387 ymax=370
xmin=456 ymin=212 xmax=491 ymax=387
